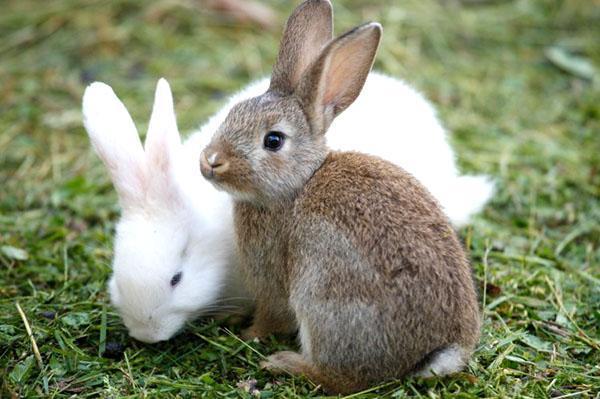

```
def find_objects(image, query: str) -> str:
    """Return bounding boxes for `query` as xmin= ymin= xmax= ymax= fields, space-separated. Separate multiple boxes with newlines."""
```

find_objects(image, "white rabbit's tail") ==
xmin=438 ymin=175 xmax=495 ymax=228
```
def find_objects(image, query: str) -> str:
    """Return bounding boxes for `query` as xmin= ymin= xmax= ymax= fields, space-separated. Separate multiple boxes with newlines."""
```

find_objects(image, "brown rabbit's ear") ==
xmin=269 ymin=0 xmax=333 ymax=95
xmin=296 ymin=22 xmax=382 ymax=133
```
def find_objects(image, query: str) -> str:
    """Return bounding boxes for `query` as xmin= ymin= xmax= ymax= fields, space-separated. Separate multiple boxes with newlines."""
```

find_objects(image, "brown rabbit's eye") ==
xmin=170 ymin=272 xmax=182 ymax=287
xmin=263 ymin=131 xmax=285 ymax=151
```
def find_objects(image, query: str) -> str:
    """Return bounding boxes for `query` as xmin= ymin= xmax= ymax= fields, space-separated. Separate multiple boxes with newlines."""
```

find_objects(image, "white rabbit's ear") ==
xmin=144 ymin=78 xmax=181 ymax=174
xmin=296 ymin=22 xmax=382 ymax=133
xmin=269 ymin=0 xmax=333 ymax=95
xmin=83 ymin=82 xmax=147 ymax=206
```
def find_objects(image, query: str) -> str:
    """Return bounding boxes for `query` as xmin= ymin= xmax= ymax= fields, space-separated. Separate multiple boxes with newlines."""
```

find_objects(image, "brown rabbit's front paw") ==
xmin=260 ymin=351 xmax=308 ymax=375
xmin=218 ymin=313 xmax=247 ymax=327
xmin=213 ymin=312 xmax=245 ymax=326
xmin=240 ymin=324 xmax=267 ymax=341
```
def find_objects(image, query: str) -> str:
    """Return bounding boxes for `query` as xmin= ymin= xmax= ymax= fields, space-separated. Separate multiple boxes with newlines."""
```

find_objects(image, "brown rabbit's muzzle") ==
xmin=200 ymin=141 xmax=257 ymax=200
xmin=200 ymin=149 xmax=230 ymax=181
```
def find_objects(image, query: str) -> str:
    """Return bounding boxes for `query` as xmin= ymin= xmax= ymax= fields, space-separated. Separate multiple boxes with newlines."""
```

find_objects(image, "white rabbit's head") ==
xmin=83 ymin=79 xmax=233 ymax=343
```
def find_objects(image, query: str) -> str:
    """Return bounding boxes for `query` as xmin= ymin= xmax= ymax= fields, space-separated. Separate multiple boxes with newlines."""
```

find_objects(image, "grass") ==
xmin=1 ymin=0 xmax=599 ymax=397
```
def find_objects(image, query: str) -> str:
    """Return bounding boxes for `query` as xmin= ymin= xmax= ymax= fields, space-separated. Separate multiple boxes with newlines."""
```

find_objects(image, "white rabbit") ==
xmin=82 ymin=73 xmax=493 ymax=343
xmin=83 ymin=79 xmax=248 ymax=343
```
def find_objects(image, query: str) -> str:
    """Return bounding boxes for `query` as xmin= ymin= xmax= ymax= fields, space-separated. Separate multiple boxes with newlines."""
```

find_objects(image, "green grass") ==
xmin=1 ymin=0 xmax=599 ymax=397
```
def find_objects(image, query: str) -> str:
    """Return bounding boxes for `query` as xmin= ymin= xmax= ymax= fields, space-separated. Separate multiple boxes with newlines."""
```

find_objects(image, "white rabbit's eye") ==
xmin=170 ymin=272 xmax=182 ymax=287
xmin=263 ymin=131 xmax=285 ymax=151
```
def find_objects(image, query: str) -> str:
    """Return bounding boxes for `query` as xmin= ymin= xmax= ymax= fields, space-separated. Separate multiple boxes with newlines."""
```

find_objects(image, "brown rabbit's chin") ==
xmin=205 ymin=178 xmax=255 ymax=202
xmin=211 ymin=175 xmax=306 ymax=205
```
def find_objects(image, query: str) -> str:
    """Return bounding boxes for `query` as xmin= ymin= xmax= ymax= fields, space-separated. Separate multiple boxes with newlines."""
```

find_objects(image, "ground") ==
xmin=1 ymin=0 xmax=599 ymax=397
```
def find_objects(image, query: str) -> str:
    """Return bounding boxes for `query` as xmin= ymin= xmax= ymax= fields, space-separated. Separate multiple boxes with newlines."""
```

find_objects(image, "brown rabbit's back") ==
xmin=288 ymin=151 xmax=480 ymax=383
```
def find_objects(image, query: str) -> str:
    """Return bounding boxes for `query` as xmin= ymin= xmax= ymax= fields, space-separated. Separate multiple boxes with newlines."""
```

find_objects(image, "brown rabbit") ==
xmin=199 ymin=0 xmax=481 ymax=394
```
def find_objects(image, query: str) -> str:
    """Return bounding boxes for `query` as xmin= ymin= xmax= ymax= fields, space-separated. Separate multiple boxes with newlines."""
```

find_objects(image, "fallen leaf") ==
xmin=61 ymin=312 xmax=90 ymax=328
xmin=545 ymin=46 xmax=597 ymax=81
xmin=9 ymin=356 xmax=35 ymax=383
xmin=521 ymin=333 xmax=552 ymax=352
xmin=1 ymin=245 xmax=29 ymax=261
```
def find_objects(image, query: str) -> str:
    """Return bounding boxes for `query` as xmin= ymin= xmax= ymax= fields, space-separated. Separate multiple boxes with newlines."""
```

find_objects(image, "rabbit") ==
xmin=82 ymin=1 xmax=492 ymax=345
xmin=190 ymin=71 xmax=493 ymax=227
xmin=199 ymin=0 xmax=481 ymax=394
xmin=83 ymin=79 xmax=252 ymax=343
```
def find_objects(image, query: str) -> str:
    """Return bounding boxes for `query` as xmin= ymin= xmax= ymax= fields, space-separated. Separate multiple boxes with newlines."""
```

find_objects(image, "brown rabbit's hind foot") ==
xmin=261 ymin=351 xmax=365 ymax=394
xmin=260 ymin=351 xmax=314 ymax=376
xmin=411 ymin=344 xmax=469 ymax=378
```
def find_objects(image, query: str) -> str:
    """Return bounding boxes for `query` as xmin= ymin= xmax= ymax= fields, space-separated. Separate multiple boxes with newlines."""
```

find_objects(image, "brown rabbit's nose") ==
xmin=200 ymin=151 xmax=229 ymax=180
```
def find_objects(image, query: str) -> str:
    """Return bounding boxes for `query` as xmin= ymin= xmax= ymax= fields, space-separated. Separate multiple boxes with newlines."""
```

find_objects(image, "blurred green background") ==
xmin=1 ymin=0 xmax=599 ymax=397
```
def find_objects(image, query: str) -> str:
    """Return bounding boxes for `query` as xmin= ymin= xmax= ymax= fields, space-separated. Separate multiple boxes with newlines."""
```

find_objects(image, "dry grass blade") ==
xmin=15 ymin=302 xmax=43 ymax=369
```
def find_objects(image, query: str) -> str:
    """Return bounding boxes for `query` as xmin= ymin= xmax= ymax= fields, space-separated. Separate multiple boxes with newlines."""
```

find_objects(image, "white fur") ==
xmin=83 ymin=72 xmax=493 ymax=343
xmin=413 ymin=345 xmax=468 ymax=377
xmin=83 ymin=79 xmax=247 ymax=343
xmin=82 ymin=82 xmax=146 ymax=204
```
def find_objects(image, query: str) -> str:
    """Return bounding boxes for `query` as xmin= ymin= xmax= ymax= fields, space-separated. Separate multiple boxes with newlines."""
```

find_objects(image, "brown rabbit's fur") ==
xmin=200 ymin=0 xmax=481 ymax=394
xmin=234 ymin=152 xmax=481 ymax=393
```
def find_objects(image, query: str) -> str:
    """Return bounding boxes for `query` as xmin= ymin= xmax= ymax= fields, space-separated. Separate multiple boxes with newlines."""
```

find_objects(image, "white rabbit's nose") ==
xmin=128 ymin=328 xmax=163 ymax=344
